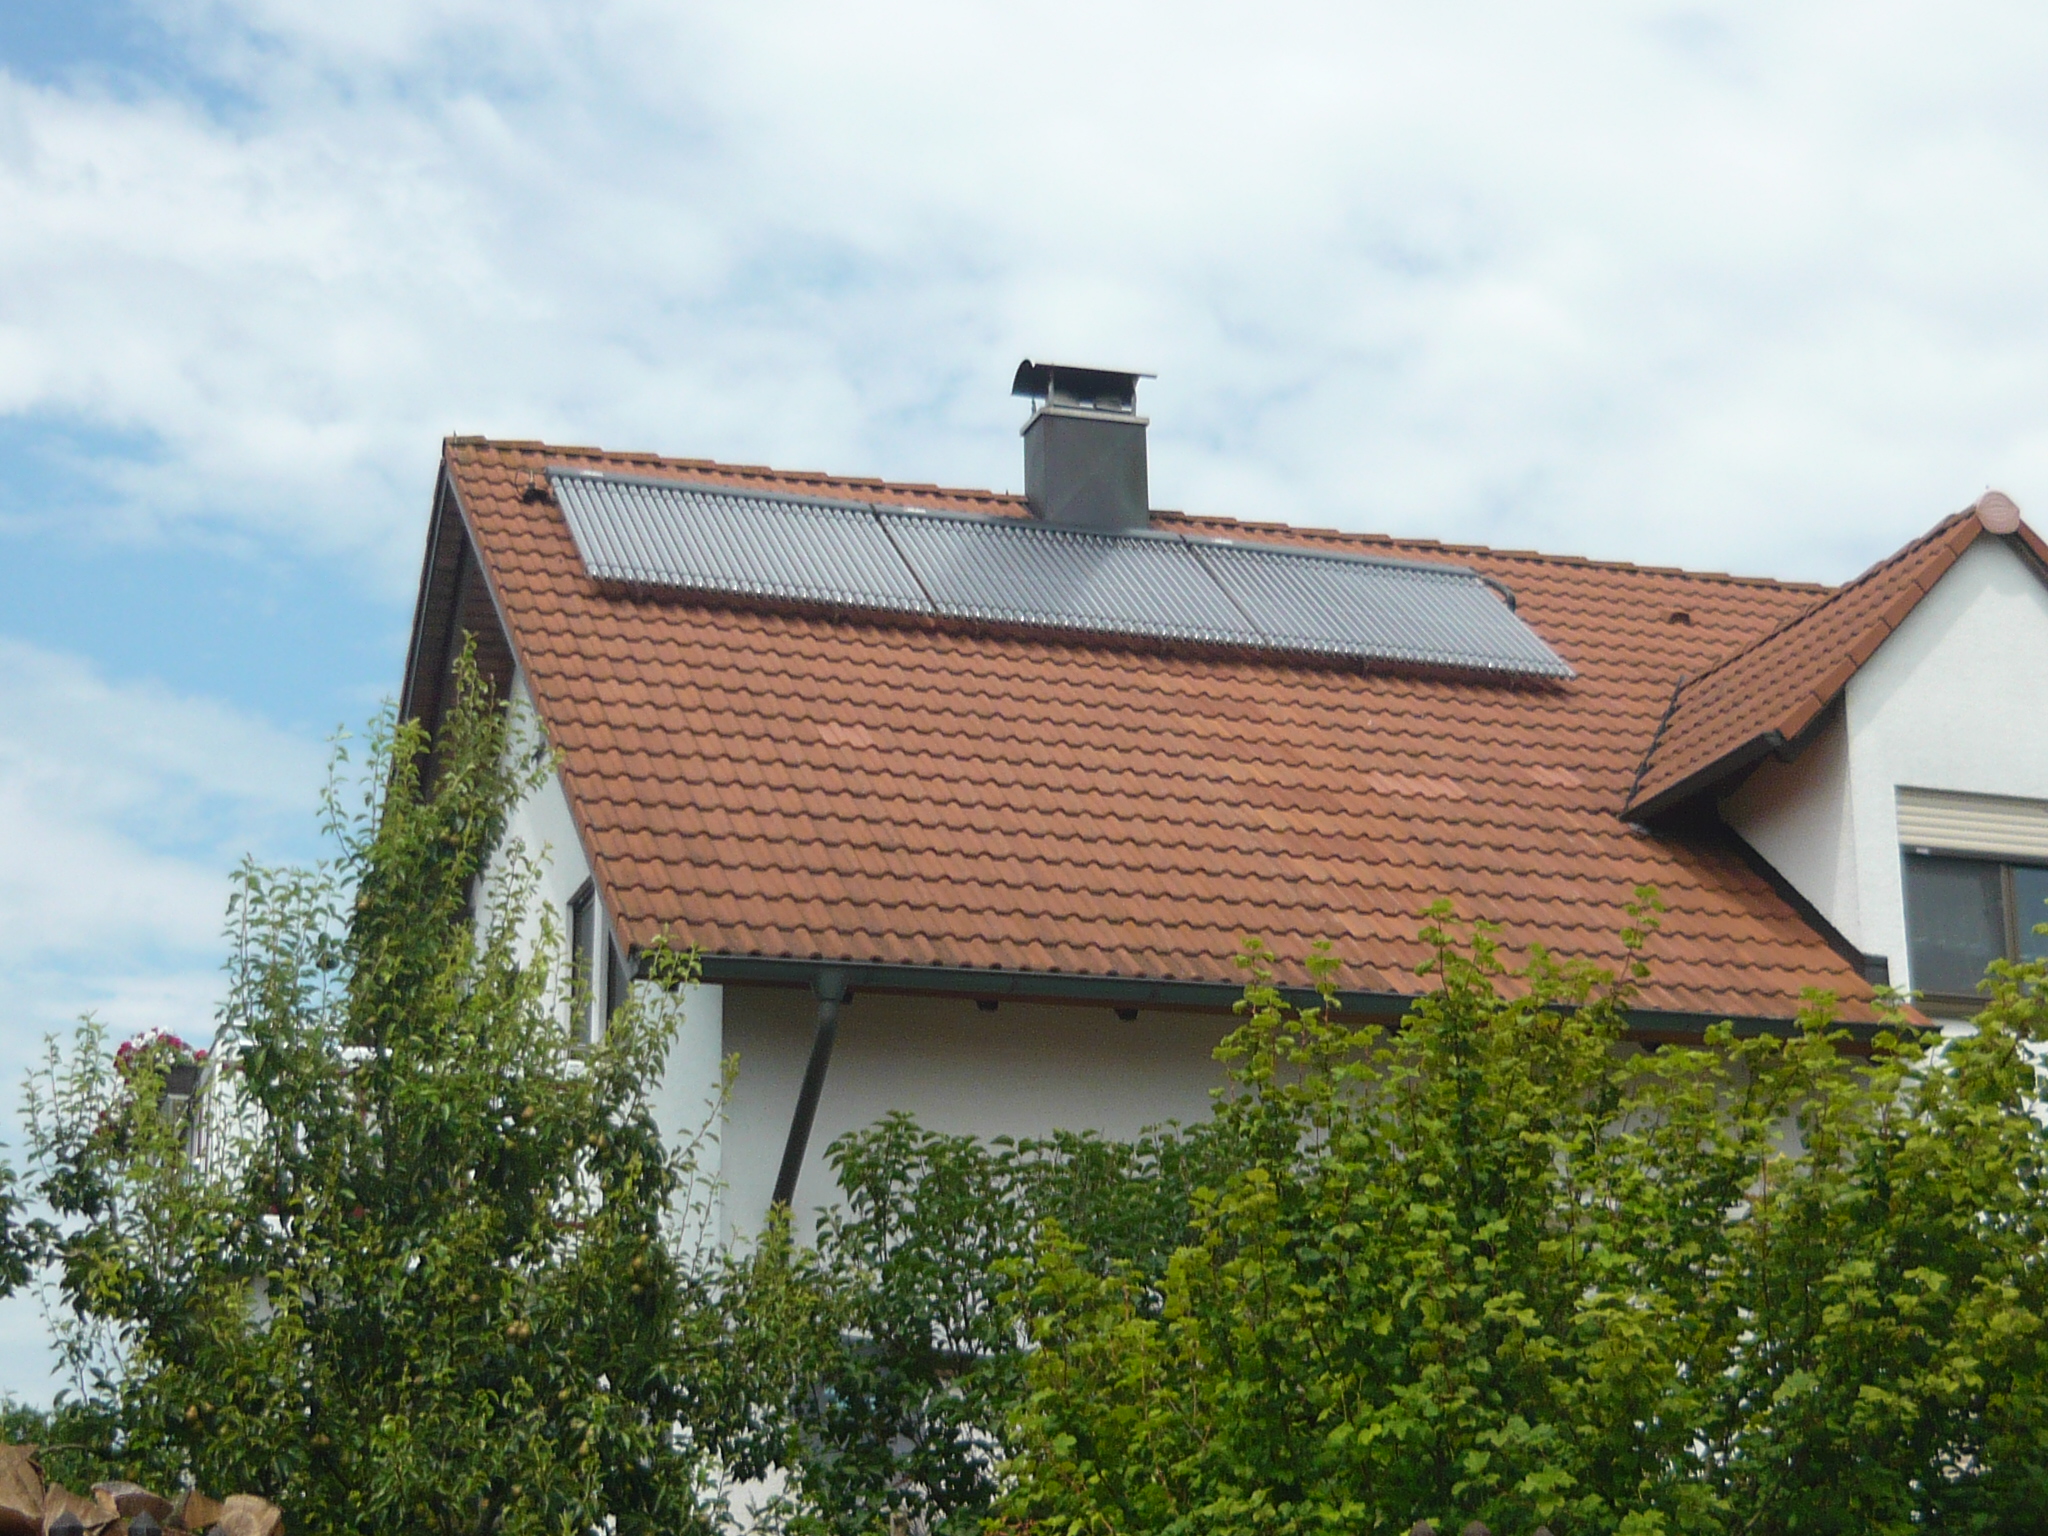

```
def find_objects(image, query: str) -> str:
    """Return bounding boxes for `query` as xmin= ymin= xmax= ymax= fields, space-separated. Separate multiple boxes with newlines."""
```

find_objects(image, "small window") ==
xmin=1903 ymin=852 xmax=2048 ymax=1005
xmin=606 ymin=931 xmax=631 ymax=1023
xmin=567 ymin=880 xmax=598 ymax=1047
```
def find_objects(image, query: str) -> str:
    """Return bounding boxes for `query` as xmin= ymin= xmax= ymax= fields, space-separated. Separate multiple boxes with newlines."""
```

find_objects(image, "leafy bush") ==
xmin=696 ymin=1113 xmax=1215 ymax=1536
xmin=17 ymin=654 xmax=720 ymax=1536
xmin=994 ymin=909 xmax=2048 ymax=1536
xmin=14 ymin=648 xmax=2048 ymax=1536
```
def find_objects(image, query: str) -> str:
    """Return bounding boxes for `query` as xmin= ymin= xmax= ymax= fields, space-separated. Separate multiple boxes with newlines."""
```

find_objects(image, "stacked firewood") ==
xmin=0 ymin=1449 xmax=281 ymax=1536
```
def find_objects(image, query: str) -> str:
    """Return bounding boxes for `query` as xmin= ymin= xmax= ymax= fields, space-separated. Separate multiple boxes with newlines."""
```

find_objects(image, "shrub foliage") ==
xmin=18 ymin=656 xmax=717 ymax=1535
xmin=990 ymin=916 xmax=2048 ymax=1535
xmin=703 ymin=911 xmax=2048 ymax=1535
xmin=9 ymin=654 xmax=2048 ymax=1536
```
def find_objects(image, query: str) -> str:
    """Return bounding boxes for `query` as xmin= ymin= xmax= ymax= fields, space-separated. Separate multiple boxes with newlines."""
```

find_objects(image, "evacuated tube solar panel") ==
xmin=884 ymin=513 xmax=1256 ymax=644
xmin=554 ymin=473 xmax=932 ymax=612
xmin=549 ymin=470 xmax=1573 ymax=680
xmin=1191 ymin=541 xmax=1573 ymax=677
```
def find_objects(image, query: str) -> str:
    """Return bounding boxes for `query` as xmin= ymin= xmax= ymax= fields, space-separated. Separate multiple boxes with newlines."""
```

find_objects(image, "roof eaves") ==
xmin=685 ymin=951 xmax=1895 ymax=1039
xmin=1628 ymin=676 xmax=1857 ymax=822
xmin=1625 ymin=728 xmax=1787 ymax=822
xmin=2008 ymin=518 xmax=2048 ymax=576
xmin=398 ymin=459 xmax=465 ymax=724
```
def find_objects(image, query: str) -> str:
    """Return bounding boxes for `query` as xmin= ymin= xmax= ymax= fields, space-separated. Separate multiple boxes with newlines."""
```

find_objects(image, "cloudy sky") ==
xmin=5 ymin=0 xmax=2048 ymax=1392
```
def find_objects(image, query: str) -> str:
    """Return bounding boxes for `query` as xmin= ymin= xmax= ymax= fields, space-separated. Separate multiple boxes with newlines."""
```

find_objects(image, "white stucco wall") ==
xmin=1722 ymin=537 xmax=2048 ymax=997
xmin=1721 ymin=704 xmax=1859 ymax=945
xmin=648 ymin=982 xmax=726 ymax=1252
xmin=720 ymin=987 xmax=1236 ymax=1245
xmin=487 ymin=674 xmax=597 ymax=1009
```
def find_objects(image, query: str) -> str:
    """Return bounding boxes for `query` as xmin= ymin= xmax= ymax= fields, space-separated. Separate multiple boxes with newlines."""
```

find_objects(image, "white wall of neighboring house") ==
xmin=1723 ymin=537 xmax=2048 ymax=999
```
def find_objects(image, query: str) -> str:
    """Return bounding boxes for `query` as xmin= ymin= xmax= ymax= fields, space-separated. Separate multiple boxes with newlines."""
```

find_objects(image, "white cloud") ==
xmin=0 ymin=635 xmax=321 ymax=877
xmin=7 ymin=3 xmax=2048 ymax=590
xmin=0 ymin=631 xmax=325 ymax=1106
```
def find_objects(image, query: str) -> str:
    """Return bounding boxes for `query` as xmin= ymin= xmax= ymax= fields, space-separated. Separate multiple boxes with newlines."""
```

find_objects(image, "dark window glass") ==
xmin=2017 ymin=865 xmax=2048 ymax=964
xmin=606 ymin=937 xmax=631 ymax=1022
xmin=1904 ymin=854 xmax=2005 ymax=997
xmin=568 ymin=881 xmax=596 ymax=1046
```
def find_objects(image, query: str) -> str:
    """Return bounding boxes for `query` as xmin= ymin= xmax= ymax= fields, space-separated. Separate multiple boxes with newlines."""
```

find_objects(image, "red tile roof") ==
xmin=1624 ymin=509 xmax=2048 ymax=820
xmin=431 ymin=438 xmax=1909 ymax=1024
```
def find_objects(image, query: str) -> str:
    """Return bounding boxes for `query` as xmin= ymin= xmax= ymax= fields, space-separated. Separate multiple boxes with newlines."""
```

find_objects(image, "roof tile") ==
xmin=443 ymin=438 xmax=1921 ymax=1022
xmin=1625 ymin=510 xmax=2044 ymax=818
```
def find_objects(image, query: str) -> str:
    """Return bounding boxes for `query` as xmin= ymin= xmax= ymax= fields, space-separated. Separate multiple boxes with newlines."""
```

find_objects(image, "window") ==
xmin=567 ymin=881 xmax=598 ymax=1046
xmin=1903 ymin=852 xmax=2048 ymax=1003
xmin=606 ymin=929 xmax=631 ymax=1026
xmin=567 ymin=879 xmax=631 ymax=1046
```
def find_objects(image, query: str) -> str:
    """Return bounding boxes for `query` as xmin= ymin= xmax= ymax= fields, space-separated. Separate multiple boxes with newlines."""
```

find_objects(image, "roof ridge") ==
xmin=456 ymin=437 xmax=1024 ymax=507
xmin=1159 ymin=510 xmax=1833 ymax=592
xmin=456 ymin=437 xmax=1841 ymax=593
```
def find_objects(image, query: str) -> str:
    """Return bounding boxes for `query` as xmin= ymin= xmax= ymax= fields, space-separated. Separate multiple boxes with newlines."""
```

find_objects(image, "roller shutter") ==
xmin=1896 ymin=787 xmax=2048 ymax=861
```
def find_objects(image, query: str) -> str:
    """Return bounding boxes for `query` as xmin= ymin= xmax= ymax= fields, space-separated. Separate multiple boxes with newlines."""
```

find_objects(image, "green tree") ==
xmin=995 ymin=906 xmax=2048 ymax=1536
xmin=18 ymin=649 xmax=2048 ymax=1536
xmin=0 ymin=1158 xmax=38 ymax=1301
xmin=20 ymin=655 xmax=719 ymax=1536
xmin=696 ymin=1115 xmax=1214 ymax=1536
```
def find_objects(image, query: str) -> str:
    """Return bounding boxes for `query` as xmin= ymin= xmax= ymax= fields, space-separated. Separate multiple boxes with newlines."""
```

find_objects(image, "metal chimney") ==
xmin=1011 ymin=360 xmax=1153 ymax=532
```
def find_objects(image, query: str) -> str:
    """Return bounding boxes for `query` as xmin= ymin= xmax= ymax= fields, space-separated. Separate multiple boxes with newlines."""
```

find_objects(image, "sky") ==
xmin=6 ymin=0 xmax=2048 ymax=1394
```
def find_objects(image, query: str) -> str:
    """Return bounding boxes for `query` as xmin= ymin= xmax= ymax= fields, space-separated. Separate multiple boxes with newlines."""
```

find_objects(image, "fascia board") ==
xmin=679 ymin=951 xmax=1900 ymax=1042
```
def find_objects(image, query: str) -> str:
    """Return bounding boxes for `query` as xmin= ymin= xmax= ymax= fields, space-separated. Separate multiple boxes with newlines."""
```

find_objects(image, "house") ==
xmin=398 ymin=362 xmax=2048 ymax=1242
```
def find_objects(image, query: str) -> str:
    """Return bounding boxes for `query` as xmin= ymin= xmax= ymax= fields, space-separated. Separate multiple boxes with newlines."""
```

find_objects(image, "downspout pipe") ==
xmin=771 ymin=969 xmax=849 ymax=1210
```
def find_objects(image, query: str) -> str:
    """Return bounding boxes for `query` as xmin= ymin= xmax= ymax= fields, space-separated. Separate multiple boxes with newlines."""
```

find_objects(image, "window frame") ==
xmin=1902 ymin=847 xmax=2048 ymax=1009
xmin=605 ymin=926 xmax=631 ymax=1026
xmin=567 ymin=879 xmax=599 ymax=1047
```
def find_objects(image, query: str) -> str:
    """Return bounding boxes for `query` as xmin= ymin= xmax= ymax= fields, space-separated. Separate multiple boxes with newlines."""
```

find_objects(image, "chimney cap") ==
xmin=1011 ymin=359 xmax=1153 ymax=413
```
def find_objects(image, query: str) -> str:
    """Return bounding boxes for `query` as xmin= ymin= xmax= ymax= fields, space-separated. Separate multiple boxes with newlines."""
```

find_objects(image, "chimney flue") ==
xmin=1011 ymin=359 xmax=1153 ymax=532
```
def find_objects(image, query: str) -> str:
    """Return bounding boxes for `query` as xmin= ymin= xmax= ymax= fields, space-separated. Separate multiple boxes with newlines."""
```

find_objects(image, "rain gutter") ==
xmin=672 ymin=953 xmax=1896 ymax=1043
